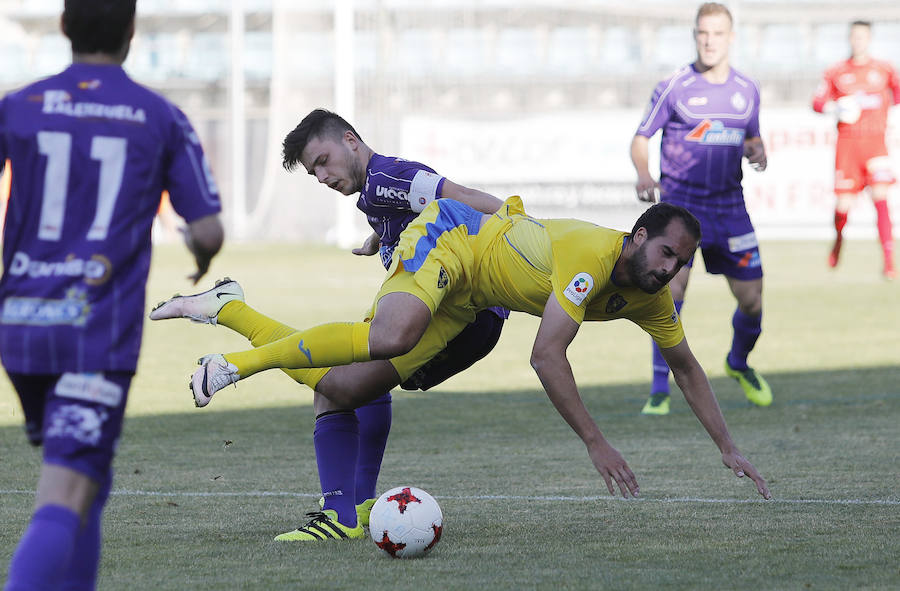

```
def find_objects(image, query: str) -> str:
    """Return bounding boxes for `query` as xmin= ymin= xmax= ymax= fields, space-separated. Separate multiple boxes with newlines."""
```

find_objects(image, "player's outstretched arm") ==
xmin=183 ymin=213 xmax=224 ymax=284
xmin=352 ymin=231 xmax=380 ymax=256
xmin=532 ymin=295 xmax=639 ymax=498
xmin=661 ymin=338 xmax=771 ymax=499
xmin=441 ymin=180 xmax=504 ymax=214
xmin=630 ymin=135 xmax=660 ymax=202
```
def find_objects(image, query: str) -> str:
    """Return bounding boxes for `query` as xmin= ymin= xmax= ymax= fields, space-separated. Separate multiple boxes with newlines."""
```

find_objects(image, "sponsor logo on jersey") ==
xmin=375 ymin=185 xmax=409 ymax=202
xmin=55 ymin=373 xmax=123 ymax=407
xmin=0 ymin=287 xmax=91 ymax=327
xmin=605 ymin=293 xmax=628 ymax=314
xmin=42 ymin=89 xmax=146 ymax=123
xmin=8 ymin=251 xmax=112 ymax=283
xmin=563 ymin=272 xmax=594 ymax=306
xmin=685 ymin=119 xmax=745 ymax=146
xmin=437 ymin=267 xmax=448 ymax=289
xmin=687 ymin=96 xmax=708 ymax=106
xmin=854 ymin=92 xmax=883 ymax=110
xmin=45 ymin=404 xmax=108 ymax=446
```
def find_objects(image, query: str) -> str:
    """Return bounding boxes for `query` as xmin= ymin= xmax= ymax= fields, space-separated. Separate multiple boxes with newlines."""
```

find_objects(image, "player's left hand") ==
xmin=743 ymin=139 xmax=767 ymax=172
xmin=721 ymin=449 xmax=771 ymax=499
xmin=587 ymin=440 xmax=640 ymax=498
xmin=352 ymin=232 xmax=380 ymax=256
xmin=180 ymin=226 xmax=211 ymax=284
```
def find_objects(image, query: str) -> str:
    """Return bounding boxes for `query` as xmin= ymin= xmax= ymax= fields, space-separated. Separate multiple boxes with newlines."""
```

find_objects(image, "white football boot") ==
xmin=191 ymin=354 xmax=240 ymax=407
xmin=149 ymin=278 xmax=244 ymax=324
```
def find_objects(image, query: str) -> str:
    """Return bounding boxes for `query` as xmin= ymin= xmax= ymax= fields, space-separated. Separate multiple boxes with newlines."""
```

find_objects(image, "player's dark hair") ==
xmin=850 ymin=20 xmax=871 ymax=29
xmin=63 ymin=0 xmax=136 ymax=55
xmin=282 ymin=109 xmax=364 ymax=172
xmin=631 ymin=203 xmax=702 ymax=242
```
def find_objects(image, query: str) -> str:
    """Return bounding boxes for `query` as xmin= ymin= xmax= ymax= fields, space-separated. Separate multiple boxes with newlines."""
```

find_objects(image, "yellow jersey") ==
xmin=473 ymin=198 xmax=684 ymax=349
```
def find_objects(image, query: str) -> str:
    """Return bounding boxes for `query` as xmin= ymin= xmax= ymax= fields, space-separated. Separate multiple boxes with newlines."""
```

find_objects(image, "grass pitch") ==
xmin=1 ymin=240 xmax=898 ymax=590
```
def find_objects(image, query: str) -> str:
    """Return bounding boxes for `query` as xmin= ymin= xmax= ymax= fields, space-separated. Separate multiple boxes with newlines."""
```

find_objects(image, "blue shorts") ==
xmin=687 ymin=207 xmax=763 ymax=281
xmin=6 ymin=371 xmax=132 ymax=482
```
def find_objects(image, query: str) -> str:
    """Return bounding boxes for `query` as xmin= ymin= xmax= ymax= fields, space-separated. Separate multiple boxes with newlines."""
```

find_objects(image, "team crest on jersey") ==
xmin=605 ymin=293 xmax=628 ymax=314
xmin=685 ymin=119 xmax=744 ymax=146
xmin=867 ymin=70 xmax=884 ymax=85
xmin=563 ymin=272 xmax=593 ymax=306
xmin=730 ymin=92 xmax=747 ymax=111
xmin=437 ymin=267 xmax=448 ymax=289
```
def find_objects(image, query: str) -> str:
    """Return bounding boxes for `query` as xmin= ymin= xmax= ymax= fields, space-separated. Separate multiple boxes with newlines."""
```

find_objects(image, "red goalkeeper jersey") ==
xmin=812 ymin=57 xmax=900 ymax=139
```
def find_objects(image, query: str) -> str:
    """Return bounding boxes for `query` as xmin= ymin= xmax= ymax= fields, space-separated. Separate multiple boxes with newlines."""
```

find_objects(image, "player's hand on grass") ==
xmin=635 ymin=173 xmax=660 ymax=203
xmin=352 ymin=231 xmax=380 ymax=256
xmin=721 ymin=449 xmax=771 ymax=500
xmin=588 ymin=441 xmax=640 ymax=498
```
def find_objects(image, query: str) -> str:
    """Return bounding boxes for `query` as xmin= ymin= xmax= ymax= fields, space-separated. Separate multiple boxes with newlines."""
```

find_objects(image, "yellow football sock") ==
xmin=216 ymin=301 xmax=330 ymax=388
xmin=216 ymin=301 xmax=297 ymax=346
xmin=224 ymin=321 xmax=371 ymax=378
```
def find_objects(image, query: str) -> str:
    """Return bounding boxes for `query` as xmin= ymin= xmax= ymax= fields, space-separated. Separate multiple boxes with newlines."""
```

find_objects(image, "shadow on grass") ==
xmin=2 ymin=363 xmax=897 ymax=494
xmin=0 ymin=362 xmax=897 ymax=487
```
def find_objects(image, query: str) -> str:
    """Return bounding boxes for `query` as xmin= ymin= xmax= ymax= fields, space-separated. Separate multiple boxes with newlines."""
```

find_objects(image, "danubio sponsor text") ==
xmin=9 ymin=251 xmax=111 ymax=282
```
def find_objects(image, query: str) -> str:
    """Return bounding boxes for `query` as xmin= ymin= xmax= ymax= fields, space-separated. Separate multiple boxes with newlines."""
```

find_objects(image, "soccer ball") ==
xmin=369 ymin=486 xmax=443 ymax=558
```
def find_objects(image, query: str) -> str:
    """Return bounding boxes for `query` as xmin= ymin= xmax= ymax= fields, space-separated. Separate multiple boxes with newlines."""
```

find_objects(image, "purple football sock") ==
xmin=726 ymin=308 xmax=762 ymax=371
xmin=650 ymin=300 xmax=683 ymax=394
xmin=315 ymin=411 xmax=359 ymax=527
xmin=61 ymin=474 xmax=111 ymax=590
xmin=5 ymin=504 xmax=81 ymax=591
xmin=354 ymin=392 xmax=392 ymax=503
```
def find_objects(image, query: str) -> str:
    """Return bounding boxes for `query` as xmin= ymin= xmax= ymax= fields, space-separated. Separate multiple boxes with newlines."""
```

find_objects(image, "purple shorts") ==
xmin=6 ymin=371 xmax=132 ymax=482
xmin=686 ymin=207 xmax=763 ymax=281
xmin=400 ymin=308 xmax=505 ymax=391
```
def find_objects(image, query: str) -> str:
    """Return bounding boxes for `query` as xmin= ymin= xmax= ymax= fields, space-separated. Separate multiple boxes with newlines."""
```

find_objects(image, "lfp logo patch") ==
xmin=564 ymin=272 xmax=594 ymax=306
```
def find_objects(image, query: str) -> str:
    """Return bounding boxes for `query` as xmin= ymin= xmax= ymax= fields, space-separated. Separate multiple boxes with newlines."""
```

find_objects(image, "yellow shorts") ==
xmin=306 ymin=198 xmax=488 ymax=389
xmin=375 ymin=198 xmax=489 ymax=380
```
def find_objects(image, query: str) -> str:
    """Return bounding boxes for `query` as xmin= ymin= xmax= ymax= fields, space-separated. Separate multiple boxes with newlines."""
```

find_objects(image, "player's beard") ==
xmin=345 ymin=153 xmax=367 ymax=194
xmin=627 ymin=243 xmax=669 ymax=294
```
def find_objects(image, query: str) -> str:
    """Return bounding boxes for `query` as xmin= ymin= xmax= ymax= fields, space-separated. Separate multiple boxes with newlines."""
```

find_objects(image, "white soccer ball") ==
xmin=369 ymin=486 xmax=443 ymax=558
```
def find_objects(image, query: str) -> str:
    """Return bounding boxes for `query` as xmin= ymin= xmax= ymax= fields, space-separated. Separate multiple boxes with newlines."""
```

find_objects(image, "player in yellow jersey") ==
xmin=184 ymin=197 xmax=771 ymax=500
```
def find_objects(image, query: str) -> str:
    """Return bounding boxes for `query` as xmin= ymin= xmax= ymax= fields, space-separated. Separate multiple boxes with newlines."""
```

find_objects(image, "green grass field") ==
xmin=1 ymin=240 xmax=898 ymax=590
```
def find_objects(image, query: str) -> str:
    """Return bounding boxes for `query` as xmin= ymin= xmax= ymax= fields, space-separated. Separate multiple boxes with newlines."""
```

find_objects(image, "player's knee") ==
xmin=738 ymin=299 xmax=762 ymax=316
xmin=529 ymin=350 xmax=551 ymax=374
xmin=369 ymin=323 xmax=420 ymax=358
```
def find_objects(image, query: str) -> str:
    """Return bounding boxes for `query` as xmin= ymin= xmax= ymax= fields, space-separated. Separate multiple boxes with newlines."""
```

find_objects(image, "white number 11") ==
xmin=37 ymin=131 xmax=127 ymax=242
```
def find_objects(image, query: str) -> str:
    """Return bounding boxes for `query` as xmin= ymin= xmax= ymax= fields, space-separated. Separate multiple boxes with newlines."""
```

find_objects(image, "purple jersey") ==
xmin=356 ymin=153 xmax=446 ymax=269
xmin=0 ymin=63 xmax=221 ymax=373
xmin=637 ymin=64 xmax=761 ymax=213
